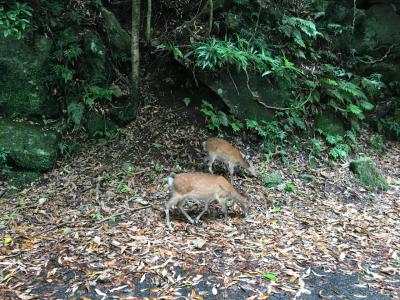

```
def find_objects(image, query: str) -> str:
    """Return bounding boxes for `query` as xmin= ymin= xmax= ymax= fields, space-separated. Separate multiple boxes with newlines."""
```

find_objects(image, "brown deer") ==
xmin=165 ymin=172 xmax=248 ymax=231
xmin=203 ymin=137 xmax=256 ymax=183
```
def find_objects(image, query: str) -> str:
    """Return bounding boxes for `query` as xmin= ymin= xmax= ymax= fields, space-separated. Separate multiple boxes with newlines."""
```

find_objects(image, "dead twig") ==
xmin=96 ymin=205 xmax=153 ymax=224
xmin=31 ymin=220 xmax=84 ymax=238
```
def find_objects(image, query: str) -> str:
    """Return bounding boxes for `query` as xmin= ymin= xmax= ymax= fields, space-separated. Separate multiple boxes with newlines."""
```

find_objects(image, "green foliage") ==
xmin=91 ymin=211 xmax=102 ymax=221
xmin=18 ymin=2 xmax=122 ymax=135
xmin=117 ymin=181 xmax=129 ymax=194
xmin=310 ymin=138 xmax=322 ymax=155
xmin=0 ymin=2 xmax=32 ymax=39
xmin=0 ymin=146 xmax=9 ymax=173
xmin=200 ymin=100 xmax=241 ymax=132
xmin=271 ymin=207 xmax=281 ymax=213
xmin=379 ymin=116 xmax=400 ymax=140
xmin=369 ymin=134 xmax=385 ymax=153
xmin=284 ymin=182 xmax=296 ymax=192
xmin=280 ymin=15 xmax=322 ymax=50
xmin=262 ymin=171 xmax=283 ymax=188
xmin=188 ymin=36 xmax=301 ymax=86
xmin=262 ymin=273 xmax=277 ymax=281
xmin=67 ymin=102 xmax=85 ymax=130
xmin=154 ymin=164 xmax=165 ymax=173
xmin=329 ymin=143 xmax=350 ymax=160
xmin=182 ymin=97 xmax=191 ymax=107
xmin=156 ymin=43 xmax=183 ymax=59
xmin=83 ymin=86 xmax=113 ymax=107
xmin=315 ymin=130 xmax=356 ymax=160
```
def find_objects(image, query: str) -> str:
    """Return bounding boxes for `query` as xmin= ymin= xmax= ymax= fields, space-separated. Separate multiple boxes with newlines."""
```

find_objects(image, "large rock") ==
xmin=315 ymin=110 xmax=346 ymax=136
xmin=355 ymin=4 xmax=400 ymax=53
xmin=0 ymin=36 xmax=59 ymax=118
xmin=355 ymin=4 xmax=400 ymax=81
xmin=82 ymin=31 xmax=110 ymax=84
xmin=324 ymin=2 xmax=400 ymax=81
xmin=350 ymin=158 xmax=388 ymax=191
xmin=0 ymin=119 xmax=60 ymax=171
xmin=101 ymin=7 xmax=130 ymax=62
xmin=197 ymin=70 xmax=290 ymax=121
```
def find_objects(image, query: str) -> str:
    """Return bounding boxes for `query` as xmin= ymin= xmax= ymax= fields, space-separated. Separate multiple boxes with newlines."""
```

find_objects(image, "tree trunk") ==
xmin=131 ymin=0 xmax=141 ymax=102
xmin=145 ymin=0 xmax=152 ymax=45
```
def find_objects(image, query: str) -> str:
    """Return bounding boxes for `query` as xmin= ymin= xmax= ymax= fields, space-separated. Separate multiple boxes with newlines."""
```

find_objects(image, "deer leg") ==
xmin=165 ymin=194 xmax=183 ymax=231
xmin=228 ymin=162 xmax=235 ymax=184
xmin=208 ymin=155 xmax=216 ymax=174
xmin=221 ymin=202 xmax=229 ymax=221
xmin=195 ymin=199 xmax=213 ymax=223
xmin=178 ymin=199 xmax=195 ymax=224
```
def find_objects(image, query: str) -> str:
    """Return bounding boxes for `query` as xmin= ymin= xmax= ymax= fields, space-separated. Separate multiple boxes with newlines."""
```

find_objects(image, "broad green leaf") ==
xmin=3 ymin=237 xmax=12 ymax=245
xmin=183 ymin=97 xmax=191 ymax=107
xmin=263 ymin=273 xmax=277 ymax=281
xmin=347 ymin=104 xmax=362 ymax=115
xmin=360 ymin=101 xmax=374 ymax=111
xmin=271 ymin=207 xmax=281 ymax=213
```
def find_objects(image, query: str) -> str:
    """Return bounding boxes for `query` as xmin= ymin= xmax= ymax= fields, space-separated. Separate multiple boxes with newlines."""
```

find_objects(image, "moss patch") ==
xmin=263 ymin=171 xmax=283 ymax=188
xmin=0 ymin=36 xmax=59 ymax=118
xmin=350 ymin=158 xmax=388 ymax=191
xmin=0 ymin=118 xmax=59 ymax=171
xmin=316 ymin=110 xmax=346 ymax=136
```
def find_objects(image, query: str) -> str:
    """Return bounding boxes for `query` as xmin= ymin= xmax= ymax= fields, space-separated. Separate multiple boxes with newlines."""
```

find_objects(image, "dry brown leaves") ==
xmin=0 ymin=102 xmax=399 ymax=299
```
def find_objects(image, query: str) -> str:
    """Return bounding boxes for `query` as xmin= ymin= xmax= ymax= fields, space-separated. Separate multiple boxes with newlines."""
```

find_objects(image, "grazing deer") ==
xmin=203 ymin=137 xmax=256 ymax=183
xmin=165 ymin=172 xmax=248 ymax=231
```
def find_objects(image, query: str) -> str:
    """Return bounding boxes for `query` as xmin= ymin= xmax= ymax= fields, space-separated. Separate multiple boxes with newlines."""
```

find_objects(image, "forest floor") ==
xmin=0 ymin=97 xmax=399 ymax=299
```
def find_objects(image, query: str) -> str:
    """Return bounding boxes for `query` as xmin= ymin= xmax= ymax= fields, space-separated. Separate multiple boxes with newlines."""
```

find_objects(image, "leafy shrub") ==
xmin=0 ymin=2 xmax=32 ymax=39
xmin=379 ymin=117 xmax=400 ymax=140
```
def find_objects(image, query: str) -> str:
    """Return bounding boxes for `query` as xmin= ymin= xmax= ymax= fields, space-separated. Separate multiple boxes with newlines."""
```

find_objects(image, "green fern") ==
xmin=67 ymin=102 xmax=84 ymax=130
xmin=338 ymin=81 xmax=367 ymax=100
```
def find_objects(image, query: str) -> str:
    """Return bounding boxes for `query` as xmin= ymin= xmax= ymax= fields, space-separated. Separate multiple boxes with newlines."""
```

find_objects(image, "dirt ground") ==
xmin=0 ymin=97 xmax=399 ymax=299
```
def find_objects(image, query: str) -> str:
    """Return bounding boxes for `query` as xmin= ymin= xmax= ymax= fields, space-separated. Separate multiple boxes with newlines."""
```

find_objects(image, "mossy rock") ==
xmin=82 ymin=31 xmax=110 ymax=84
xmin=0 ymin=119 xmax=60 ymax=171
xmin=85 ymin=112 xmax=118 ymax=139
xmin=315 ymin=110 xmax=346 ymax=136
xmin=263 ymin=171 xmax=283 ymax=188
xmin=101 ymin=7 xmax=130 ymax=62
xmin=356 ymin=5 xmax=400 ymax=55
xmin=197 ymin=70 xmax=290 ymax=122
xmin=350 ymin=158 xmax=388 ymax=191
xmin=0 ymin=36 xmax=59 ymax=118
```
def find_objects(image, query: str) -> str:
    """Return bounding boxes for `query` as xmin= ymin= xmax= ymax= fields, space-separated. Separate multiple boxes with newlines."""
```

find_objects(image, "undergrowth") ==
xmin=1 ymin=1 xmax=126 ymax=137
xmin=160 ymin=0 xmax=399 ymax=160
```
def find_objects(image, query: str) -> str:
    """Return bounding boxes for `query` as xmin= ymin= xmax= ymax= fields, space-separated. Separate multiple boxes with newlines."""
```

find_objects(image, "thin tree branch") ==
xmin=207 ymin=0 xmax=213 ymax=37
xmin=145 ymin=0 xmax=152 ymax=45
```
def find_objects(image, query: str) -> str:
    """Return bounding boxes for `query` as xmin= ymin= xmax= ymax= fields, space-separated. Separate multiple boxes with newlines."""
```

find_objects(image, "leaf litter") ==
xmin=0 ymin=99 xmax=399 ymax=299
